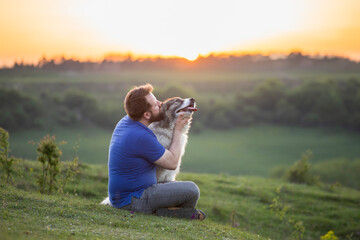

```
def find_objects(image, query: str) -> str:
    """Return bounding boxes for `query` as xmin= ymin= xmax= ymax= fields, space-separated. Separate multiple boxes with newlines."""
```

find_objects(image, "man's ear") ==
xmin=143 ymin=111 xmax=151 ymax=120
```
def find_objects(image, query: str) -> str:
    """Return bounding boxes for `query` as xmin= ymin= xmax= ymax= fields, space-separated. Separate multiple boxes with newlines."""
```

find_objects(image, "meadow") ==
xmin=1 ymin=159 xmax=359 ymax=240
xmin=2 ymin=68 xmax=360 ymax=188
xmin=2 ymin=69 xmax=360 ymax=188
xmin=8 ymin=125 xmax=360 ymax=178
xmin=1 ymin=69 xmax=360 ymax=239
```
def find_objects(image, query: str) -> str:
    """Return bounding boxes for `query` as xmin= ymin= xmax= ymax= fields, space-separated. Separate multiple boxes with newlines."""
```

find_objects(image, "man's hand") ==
xmin=175 ymin=113 xmax=192 ymax=132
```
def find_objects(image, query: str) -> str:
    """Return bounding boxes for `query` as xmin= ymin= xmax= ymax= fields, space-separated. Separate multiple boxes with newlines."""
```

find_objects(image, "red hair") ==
xmin=124 ymin=84 xmax=153 ymax=121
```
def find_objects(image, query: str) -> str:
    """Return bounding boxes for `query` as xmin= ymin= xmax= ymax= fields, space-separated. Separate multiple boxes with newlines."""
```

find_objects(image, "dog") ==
xmin=101 ymin=97 xmax=197 ymax=205
xmin=150 ymin=97 xmax=197 ymax=182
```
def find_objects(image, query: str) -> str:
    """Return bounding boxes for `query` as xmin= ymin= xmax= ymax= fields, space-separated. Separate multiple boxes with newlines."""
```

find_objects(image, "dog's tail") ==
xmin=100 ymin=197 xmax=111 ymax=205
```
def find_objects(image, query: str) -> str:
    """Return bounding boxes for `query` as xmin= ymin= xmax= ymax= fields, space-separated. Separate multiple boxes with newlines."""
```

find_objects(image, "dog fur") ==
xmin=100 ymin=97 xmax=196 ymax=205
xmin=150 ymin=97 xmax=196 ymax=182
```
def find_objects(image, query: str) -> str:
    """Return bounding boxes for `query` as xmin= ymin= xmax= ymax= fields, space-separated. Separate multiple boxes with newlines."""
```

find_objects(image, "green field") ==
xmin=1 ymin=160 xmax=359 ymax=240
xmin=3 ymin=70 xmax=360 ymax=179
xmin=2 ymin=69 xmax=360 ymax=239
xmin=8 ymin=125 xmax=360 ymax=177
xmin=9 ymin=127 xmax=112 ymax=165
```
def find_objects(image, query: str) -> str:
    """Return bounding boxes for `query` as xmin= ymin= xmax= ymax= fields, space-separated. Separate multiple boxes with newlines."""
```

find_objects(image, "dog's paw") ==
xmin=100 ymin=197 xmax=111 ymax=205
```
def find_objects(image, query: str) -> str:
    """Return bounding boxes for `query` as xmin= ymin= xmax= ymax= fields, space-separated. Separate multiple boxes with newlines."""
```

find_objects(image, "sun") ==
xmin=180 ymin=52 xmax=200 ymax=61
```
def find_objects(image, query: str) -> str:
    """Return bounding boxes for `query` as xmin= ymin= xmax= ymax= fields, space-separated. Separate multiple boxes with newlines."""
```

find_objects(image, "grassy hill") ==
xmin=1 ymin=160 xmax=359 ymax=240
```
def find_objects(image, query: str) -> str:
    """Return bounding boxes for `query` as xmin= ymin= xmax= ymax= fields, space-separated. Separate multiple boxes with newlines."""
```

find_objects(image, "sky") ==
xmin=1 ymin=0 xmax=360 ymax=67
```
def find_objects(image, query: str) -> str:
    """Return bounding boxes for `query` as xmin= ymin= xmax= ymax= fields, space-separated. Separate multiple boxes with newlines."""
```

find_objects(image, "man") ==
xmin=108 ymin=83 xmax=205 ymax=220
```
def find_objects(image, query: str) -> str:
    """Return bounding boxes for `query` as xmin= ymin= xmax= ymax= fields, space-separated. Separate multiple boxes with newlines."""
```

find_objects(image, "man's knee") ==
xmin=184 ymin=181 xmax=200 ymax=199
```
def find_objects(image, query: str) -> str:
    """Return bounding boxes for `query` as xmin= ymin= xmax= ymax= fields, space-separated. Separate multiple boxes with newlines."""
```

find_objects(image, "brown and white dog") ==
xmin=150 ymin=97 xmax=197 ymax=182
xmin=101 ymin=97 xmax=197 ymax=205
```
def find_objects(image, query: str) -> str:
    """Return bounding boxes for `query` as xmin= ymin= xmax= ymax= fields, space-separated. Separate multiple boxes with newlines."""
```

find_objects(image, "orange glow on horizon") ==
xmin=1 ymin=0 xmax=360 ymax=67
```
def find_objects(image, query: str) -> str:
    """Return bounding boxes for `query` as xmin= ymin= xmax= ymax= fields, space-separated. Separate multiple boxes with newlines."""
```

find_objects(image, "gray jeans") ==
xmin=121 ymin=181 xmax=200 ymax=215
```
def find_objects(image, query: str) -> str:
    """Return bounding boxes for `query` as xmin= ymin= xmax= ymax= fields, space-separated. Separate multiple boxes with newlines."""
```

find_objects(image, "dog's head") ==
xmin=158 ymin=97 xmax=197 ymax=128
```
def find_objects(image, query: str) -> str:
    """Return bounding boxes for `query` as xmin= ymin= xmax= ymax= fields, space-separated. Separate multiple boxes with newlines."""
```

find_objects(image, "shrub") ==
xmin=0 ymin=127 xmax=16 ymax=184
xmin=286 ymin=150 xmax=318 ymax=185
xmin=34 ymin=135 xmax=65 ymax=194
xmin=32 ymin=135 xmax=81 ymax=194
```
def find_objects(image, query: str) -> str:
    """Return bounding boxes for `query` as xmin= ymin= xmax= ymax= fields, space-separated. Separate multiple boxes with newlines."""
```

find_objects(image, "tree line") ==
xmin=1 ymin=78 xmax=360 ymax=133
xmin=196 ymin=78 xmax=360 ymax=131
xmin=2 ymin=51 xmax=360 ymax=73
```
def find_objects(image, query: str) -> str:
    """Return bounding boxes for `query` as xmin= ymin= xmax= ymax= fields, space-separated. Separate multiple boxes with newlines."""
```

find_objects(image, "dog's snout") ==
xmin=190 ymin=98 xmax=195 ymax=102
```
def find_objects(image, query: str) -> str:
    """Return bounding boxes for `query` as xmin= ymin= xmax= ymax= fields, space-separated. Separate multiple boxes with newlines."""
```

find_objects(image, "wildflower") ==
xmin=320 ymin=230 xmax=338 ymax=240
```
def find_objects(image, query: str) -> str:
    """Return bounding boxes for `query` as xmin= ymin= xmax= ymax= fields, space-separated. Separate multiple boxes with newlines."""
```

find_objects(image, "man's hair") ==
xmin=124 ymin=83 xmax=154 ymax=121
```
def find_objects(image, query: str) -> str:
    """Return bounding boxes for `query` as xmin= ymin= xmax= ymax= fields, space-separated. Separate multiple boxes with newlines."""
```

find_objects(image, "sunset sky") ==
xmin=1 ymin=0 xmax=360 ymax=67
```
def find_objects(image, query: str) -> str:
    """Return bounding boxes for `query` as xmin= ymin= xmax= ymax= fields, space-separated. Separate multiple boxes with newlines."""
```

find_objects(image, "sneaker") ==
xmin=156 ymin=207 xmax=206 ymax=221
xmin=196 ymin=209 xmax=206 ymax=221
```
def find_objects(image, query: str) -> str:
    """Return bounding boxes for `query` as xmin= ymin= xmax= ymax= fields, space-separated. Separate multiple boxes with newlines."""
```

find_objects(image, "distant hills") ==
xmin=2 ymin=51 xmax=360 ymax=73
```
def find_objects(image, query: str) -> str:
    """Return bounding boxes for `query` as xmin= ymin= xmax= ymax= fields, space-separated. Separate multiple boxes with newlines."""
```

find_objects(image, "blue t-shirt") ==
xmin=108 ymin=115 xmax=165 ymax=208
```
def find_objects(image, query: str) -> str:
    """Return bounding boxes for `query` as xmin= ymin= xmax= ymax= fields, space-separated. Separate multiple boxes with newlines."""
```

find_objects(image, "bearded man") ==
xmin=107 ymin=84 xmax=205 ymax=220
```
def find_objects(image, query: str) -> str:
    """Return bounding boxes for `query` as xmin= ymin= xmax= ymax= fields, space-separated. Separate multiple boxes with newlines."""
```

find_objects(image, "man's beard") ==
xmin=149 ymin=110 xmax=165 ymax=123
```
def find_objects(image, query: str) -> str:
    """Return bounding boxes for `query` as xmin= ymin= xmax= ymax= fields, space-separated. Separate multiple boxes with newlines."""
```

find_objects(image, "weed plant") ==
xmin=0 ymin=127 xmax=16 ymax=184
xmin=269 ymin=186 xmax=305 ymax=239
xmin=31 ymin=135 xmax=80 ymax=194
xmin=31 ymin=135 xmax=64 ymax=194
xmin=286 ymin=150 xmax=319 ymax=185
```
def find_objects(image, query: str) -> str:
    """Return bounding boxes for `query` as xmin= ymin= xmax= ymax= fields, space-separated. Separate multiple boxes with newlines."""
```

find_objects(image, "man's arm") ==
xmin=154 ymin=114 xmax=190 ymax=170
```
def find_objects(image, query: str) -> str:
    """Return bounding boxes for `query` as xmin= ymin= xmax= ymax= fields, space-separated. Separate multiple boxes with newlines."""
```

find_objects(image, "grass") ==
xmin=1 ymin=159 xmax=359 ymax=239
xmin=2 ymin=70 xmax=360 ymax=238
xmin=182 ymin=125 xmax=360 ymax=176
xmin=8 ymin=125 xmax=360 ymax=176
xmin=8 ymin=126 xmax=112 ymax=165
xmin=0 ymin=186 xmax=259 ymax=240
